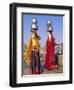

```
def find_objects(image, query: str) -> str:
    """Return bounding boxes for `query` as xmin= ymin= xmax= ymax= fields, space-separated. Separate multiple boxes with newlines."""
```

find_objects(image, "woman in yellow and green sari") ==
xmin=25 ymin=18 xmax=41 ymax=74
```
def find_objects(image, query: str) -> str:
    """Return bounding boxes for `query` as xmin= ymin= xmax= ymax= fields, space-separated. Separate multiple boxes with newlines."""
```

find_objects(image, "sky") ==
xmin=22 ymin=14 xmax=63 ymax=47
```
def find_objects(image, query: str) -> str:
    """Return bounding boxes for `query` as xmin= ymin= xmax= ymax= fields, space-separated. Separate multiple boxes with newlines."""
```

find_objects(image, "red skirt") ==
xmin=45 ymin=39 xmax=57 ymax=70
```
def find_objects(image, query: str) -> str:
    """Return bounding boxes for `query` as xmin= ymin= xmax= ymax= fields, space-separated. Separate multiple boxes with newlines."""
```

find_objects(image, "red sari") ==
xmin=45 ymin=33 xmax=57 ymax=70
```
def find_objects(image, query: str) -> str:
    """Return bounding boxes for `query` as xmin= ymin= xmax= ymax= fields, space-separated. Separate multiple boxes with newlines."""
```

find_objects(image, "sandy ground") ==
xmin=22 ymin=54 xmax=63 ymax=75
xmin=23 ymin=65 xmax=63 ymax=75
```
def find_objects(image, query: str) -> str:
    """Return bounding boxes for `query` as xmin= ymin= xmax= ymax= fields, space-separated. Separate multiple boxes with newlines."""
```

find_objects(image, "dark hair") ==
xmin=48 ymin=31 xmax=52 ymax=33
xmin=31 ymin=28 xmax=38 ymax=32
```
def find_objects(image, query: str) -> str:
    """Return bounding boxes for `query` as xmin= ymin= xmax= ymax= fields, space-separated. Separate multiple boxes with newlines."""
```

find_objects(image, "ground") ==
xmin=22 ymin=53 xmax=63 ymax=75
xmin=23 ymin=65 xmax=63 ymax=75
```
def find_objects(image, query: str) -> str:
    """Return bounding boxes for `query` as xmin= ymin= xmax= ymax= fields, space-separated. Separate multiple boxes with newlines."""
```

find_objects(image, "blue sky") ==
xmin=22 ymin=14 xmax=63 ymax=47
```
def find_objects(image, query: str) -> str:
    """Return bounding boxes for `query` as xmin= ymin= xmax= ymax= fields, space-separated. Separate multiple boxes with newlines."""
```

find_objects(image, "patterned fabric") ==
xmin=31 ymin=50 xmax=40 ymax=74
xmin=45 ymin=33 xmax=56 ymax=70
xmin=25 ymin=32 xmax=40 ymax=65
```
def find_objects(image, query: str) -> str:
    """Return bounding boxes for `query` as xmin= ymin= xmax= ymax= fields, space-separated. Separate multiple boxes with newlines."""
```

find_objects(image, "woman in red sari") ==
xmin=45 ymin=21 xmax=58 ymax=70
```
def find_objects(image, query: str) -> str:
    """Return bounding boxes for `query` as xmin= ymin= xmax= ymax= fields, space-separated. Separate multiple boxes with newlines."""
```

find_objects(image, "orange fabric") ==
xmin=25 ymin=32 xmax=40 ymax=65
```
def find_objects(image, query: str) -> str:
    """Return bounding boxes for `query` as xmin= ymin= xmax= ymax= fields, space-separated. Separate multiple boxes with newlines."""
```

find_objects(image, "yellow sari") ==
xmin=24 ymin=32 xmax=40 ymax=65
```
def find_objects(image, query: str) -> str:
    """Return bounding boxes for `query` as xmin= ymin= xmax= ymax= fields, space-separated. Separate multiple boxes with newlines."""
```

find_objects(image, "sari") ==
xmin=45 ymin=33 xmax=57 ymax=70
